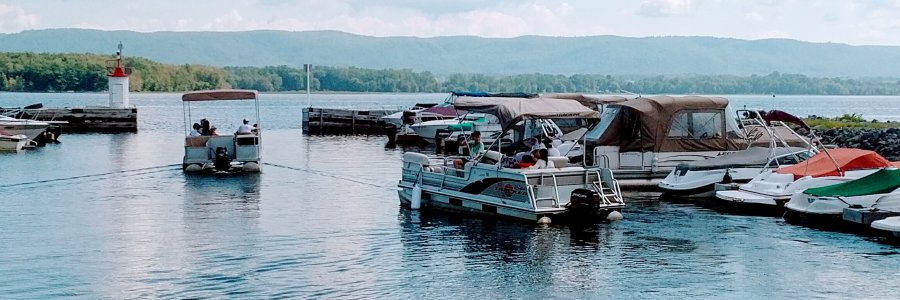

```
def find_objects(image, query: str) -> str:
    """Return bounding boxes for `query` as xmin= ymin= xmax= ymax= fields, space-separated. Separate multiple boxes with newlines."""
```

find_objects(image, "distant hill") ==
xmin=1 ymin=29 xmax=900 ymax=77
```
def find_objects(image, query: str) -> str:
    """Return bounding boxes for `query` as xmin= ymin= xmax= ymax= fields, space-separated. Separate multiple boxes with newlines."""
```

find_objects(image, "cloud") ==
xmin=0 ymin=4 xmax=38 ymax=33
xmin=744 ymin=12 xmax=764 ymax=22
xmin=636 ymin=0 xmax=695 ymax=17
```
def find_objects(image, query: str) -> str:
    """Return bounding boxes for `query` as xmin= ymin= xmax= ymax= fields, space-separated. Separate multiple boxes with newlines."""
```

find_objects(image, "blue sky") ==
xmin=2 ymin=0 xmax=900 ymax=45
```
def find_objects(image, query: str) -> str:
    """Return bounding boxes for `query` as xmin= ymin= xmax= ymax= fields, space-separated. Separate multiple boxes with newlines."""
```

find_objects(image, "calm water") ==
xmin=2 ymin=92 xmax=900 ymax=298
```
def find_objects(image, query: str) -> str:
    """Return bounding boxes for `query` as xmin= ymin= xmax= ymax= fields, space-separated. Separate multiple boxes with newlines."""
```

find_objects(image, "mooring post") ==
xmin=318 ymin=108 xmax=324 ymax=134
xmin=351 ymin=110 xmax=357 ymax=133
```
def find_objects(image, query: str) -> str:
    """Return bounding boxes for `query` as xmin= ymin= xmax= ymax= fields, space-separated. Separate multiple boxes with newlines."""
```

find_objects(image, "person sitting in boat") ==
xmin=189 ymin=123 xmax=202 ymax=137
xmin=530 ymin=148 xmax=555 ymax=169
xmin=453 ymin=130 xmax=484 ymax=170
xmin=200 ymin=119 xmax=211 ymax=136
xmin=543 ymin=138 xmax=561 ymax=157
xmin=210 ymin=126 xmax=220 ymax=136
xmin=251 ymin=123 xmax=259 ymax=133
xmin=236 ymin=119 xmax=254 ymax=135
xmin=516 ymin=155 xmax=536 ymax=168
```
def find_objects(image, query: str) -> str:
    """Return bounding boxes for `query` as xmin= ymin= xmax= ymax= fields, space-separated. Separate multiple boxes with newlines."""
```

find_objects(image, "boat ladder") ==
xmin=592 ymin=169 xmax=624 ymax=205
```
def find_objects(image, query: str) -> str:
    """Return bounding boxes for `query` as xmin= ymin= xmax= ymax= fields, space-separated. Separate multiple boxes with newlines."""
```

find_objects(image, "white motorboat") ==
xmin=581 ymin=96 xmax=755 ymax=188
xmin=659 ymin=109 xmax=815 ymax=197
xmin=0 ymin=115 xmax=50 ymax=141
xmin=181 ymin=89 xmax=263 ymax=173
xmin=410 ymin=113 xmax=502 ymax=143
xmin=783 ymin=168 xmax=900 ymax=225
xmin=398 ymin=95 xmax=624 ymax=223
xmin=716 ymin=148 xmax=896 ymax=212
xmin=871 ymin=216 xmax=900 ymax=237
xmin=381 ymin=105 xmax=455 ymax=128
xmin=0 ymin=134 xmax=28 ymax=152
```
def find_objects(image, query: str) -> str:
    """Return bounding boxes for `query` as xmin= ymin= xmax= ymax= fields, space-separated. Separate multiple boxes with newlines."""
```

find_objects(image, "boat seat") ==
xmin=185 ymin=136 xmax=210 ymax=147
xmin=427 ymin=166 xmax=443 ymax=173
xmin=402 ymin=152 xmax=431 ymax=166
xmin=549 ymin=156 xmax=569 ymax=168
xmin=481 ymin=150 xmax=502 ymax=164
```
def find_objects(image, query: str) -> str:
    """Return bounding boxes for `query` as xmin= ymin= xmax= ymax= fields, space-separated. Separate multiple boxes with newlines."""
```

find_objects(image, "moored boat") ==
xmin=397 ymin=96 xmax=625 ymax=223
xmin=0 ymin=134 xmax=28 ymax=152
xmin=716 ymin=149 xmax=895 ymax=213
xmin=783 ymin=168 xmax=900 ymax=227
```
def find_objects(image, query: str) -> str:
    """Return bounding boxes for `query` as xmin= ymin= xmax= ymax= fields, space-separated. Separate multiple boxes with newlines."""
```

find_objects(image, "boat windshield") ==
xmin=584 ymin=106 xmax=619 ymax=140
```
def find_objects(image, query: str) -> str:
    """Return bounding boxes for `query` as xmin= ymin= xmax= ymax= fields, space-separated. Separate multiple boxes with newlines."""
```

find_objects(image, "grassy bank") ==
xmin=804 ymin=113 xmax=900 ymax=129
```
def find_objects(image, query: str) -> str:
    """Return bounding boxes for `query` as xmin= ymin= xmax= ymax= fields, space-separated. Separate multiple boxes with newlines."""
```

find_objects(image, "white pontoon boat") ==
xmin=398 ymin=96 xmax=624 ymax=223
xmin=181 ymin=89 xmax=262 ymax=173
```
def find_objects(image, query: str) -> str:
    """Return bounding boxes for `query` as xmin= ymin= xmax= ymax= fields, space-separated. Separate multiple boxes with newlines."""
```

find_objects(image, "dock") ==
xmin=302 ymin=107 xmax=398 ymax=135
xmin=842 ymin=208 xmax=900 ymax=226
xmin=4 ymin=107 xmax=138 ymax=132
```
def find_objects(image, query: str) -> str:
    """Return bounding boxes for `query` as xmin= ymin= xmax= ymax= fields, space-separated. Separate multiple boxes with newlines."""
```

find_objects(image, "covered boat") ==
xmin=659 ymin=109 xmax=815 ymax=197
xmin=715 ymin=149 xmax=895 ymax=212
xmin=784 ymin=168 xmax=900 ymax=225
xmin=582 ymin=95 xmax=751 ymax=188
xmin=397 ymin=96 xmax=624 ymax=223
xmin=181 ymin=89 xmax=262 ymax=173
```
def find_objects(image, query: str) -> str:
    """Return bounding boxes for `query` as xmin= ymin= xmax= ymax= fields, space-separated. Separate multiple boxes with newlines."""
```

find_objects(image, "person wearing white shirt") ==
xmin=237 ymin=119 xmax=254 ymax=135
xmin=543 ymin=138 xmax=561 ymax=157
xmin=189 ymin=123 xmax=202 ymax=137
xmin=529 ymin=149 xmax=556 ymax=169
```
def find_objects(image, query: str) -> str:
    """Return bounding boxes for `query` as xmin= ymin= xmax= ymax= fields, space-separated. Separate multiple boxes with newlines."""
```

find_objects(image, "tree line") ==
xmin=2 ymin=52 xmax=900 ymax=95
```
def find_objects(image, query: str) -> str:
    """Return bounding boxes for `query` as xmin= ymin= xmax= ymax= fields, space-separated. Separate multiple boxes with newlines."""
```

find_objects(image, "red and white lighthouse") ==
xmin=107 ymin=42 xmax=130 ymax=108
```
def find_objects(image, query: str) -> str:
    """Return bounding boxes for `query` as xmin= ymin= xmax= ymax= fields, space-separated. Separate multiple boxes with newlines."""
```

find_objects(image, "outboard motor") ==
xmin=214 ymin=147 xmax=231 ymax=172
xmin=567 ymin=188 xmax=601 ymax=216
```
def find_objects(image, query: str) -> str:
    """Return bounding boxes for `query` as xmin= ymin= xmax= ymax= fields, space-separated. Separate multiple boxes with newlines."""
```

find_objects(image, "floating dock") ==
xmin=842 ymin=208 xmax=900 ymax=226
xmin=4 ymin=107 xmax=137 ymax=132
xmin=302 ymin=107 xmax=398 ymax=135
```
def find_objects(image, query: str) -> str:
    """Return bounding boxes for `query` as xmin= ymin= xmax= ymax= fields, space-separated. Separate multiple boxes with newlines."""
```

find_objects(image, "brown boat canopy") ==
xmin=541 ymin=93 xmax=628 ymax=109
xmin=452 ymin=96 xmax=599 ymax=129
xmin=587 ymin=95 xmax=749 ymax=152
xmin=182 ymin=89 xmax=259 ymax=102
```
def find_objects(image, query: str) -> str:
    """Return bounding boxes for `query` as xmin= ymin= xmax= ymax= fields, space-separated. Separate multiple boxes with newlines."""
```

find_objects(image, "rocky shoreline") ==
xmin=817 ymin=127 xmax=900 ymax=161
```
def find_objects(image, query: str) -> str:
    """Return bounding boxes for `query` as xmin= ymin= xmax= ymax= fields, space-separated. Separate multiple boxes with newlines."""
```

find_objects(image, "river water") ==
xmin=1 ymin=92 xmax=899 ymax=298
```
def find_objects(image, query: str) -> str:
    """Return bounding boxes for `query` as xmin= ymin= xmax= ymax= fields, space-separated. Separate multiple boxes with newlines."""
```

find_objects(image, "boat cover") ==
xmin=541 ymin=93 xmax=628 ymax=109
xmin=675 ymin=146 xmax=806 ymax=172
xmin=451 ymin=91 xmax=538 ymax=98
xmin=804 ymin=168 xmax=900 ymax=197
xmin=774 ymin=148 xmax=892 ymax=180
xmin=452 ymin=96 xmax=599 ymax=128
xmin=587 ymin=95 xmax=749 ymax=152
xmin=422 ymin=106 xmax=459 ymax=117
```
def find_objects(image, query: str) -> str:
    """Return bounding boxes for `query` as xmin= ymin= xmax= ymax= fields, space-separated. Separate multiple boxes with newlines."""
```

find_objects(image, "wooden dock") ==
xmin=3 ymin=107 xmax=138 ymax=132
xmin=302 ymin=107 xmax=398 ymax=135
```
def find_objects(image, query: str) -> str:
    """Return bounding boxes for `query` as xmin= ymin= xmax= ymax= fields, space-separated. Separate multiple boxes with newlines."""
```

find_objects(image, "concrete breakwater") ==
xmin=818 ymin=127 xmax=900 ymax=161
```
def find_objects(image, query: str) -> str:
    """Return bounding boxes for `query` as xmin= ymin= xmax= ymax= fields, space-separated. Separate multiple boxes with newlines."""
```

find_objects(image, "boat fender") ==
xmin=410 ymin=184 xmax=422 ymax=210
xmin=606 ymin=211 xmax=624 ymax=221
xmin=537 ymin=216 xmax=552 ymax=224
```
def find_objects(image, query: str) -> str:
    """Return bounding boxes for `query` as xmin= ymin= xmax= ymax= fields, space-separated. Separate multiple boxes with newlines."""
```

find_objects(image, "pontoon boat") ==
xmin=181 ymin=89 xmax=262 ymax=173
xmin=398 ymin=96 xmax=625 ymax=223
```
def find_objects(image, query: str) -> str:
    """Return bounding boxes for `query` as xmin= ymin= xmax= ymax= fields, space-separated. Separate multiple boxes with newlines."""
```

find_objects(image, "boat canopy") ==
xmin=451 ymin=91 xmax=538 ymax=98
xmin=762 ymin=110 xmax=810 ymax=131
xmin=675 ymin=146 xmax=807 ymax=172
xmin=452 ymin=96 xmax=599 ymax=129
xmin=182 ymin=89 xmax=259 ymax=102
xmin=804 ymin=168 xmax=900 ymax=197
xmin=774 ymin=148 xmax=892 ymax=180
xmin=585 ymin=95 xmax=749 ymax=152
xmin=541 ymin=93 xmax=627 ymax=109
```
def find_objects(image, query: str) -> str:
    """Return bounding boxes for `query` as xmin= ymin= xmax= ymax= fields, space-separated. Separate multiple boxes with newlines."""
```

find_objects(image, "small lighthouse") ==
xmin=107 ymin=42 xmax=130 ymax=108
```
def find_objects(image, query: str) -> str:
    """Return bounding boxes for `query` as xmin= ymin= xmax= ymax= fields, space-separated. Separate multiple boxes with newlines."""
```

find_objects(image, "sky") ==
xmin=1 ymin=0 xmax=900 ymax=46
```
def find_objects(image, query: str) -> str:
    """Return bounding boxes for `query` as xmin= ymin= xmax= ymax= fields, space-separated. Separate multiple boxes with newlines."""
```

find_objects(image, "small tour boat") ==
xmin=0 ymin=134 xmax=28 ymax=152
xmin=659 ymin=109 xmax=815 ymax=198
xmin=181 ymin=89 xmax=262 ymax=174
xmin=783 ymin=168 xmax=900 ymax=226
xmin=397 ymin=96 xmax=625 ymax=223
xmin=716 ymin=149 xmax=896 ymax=213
